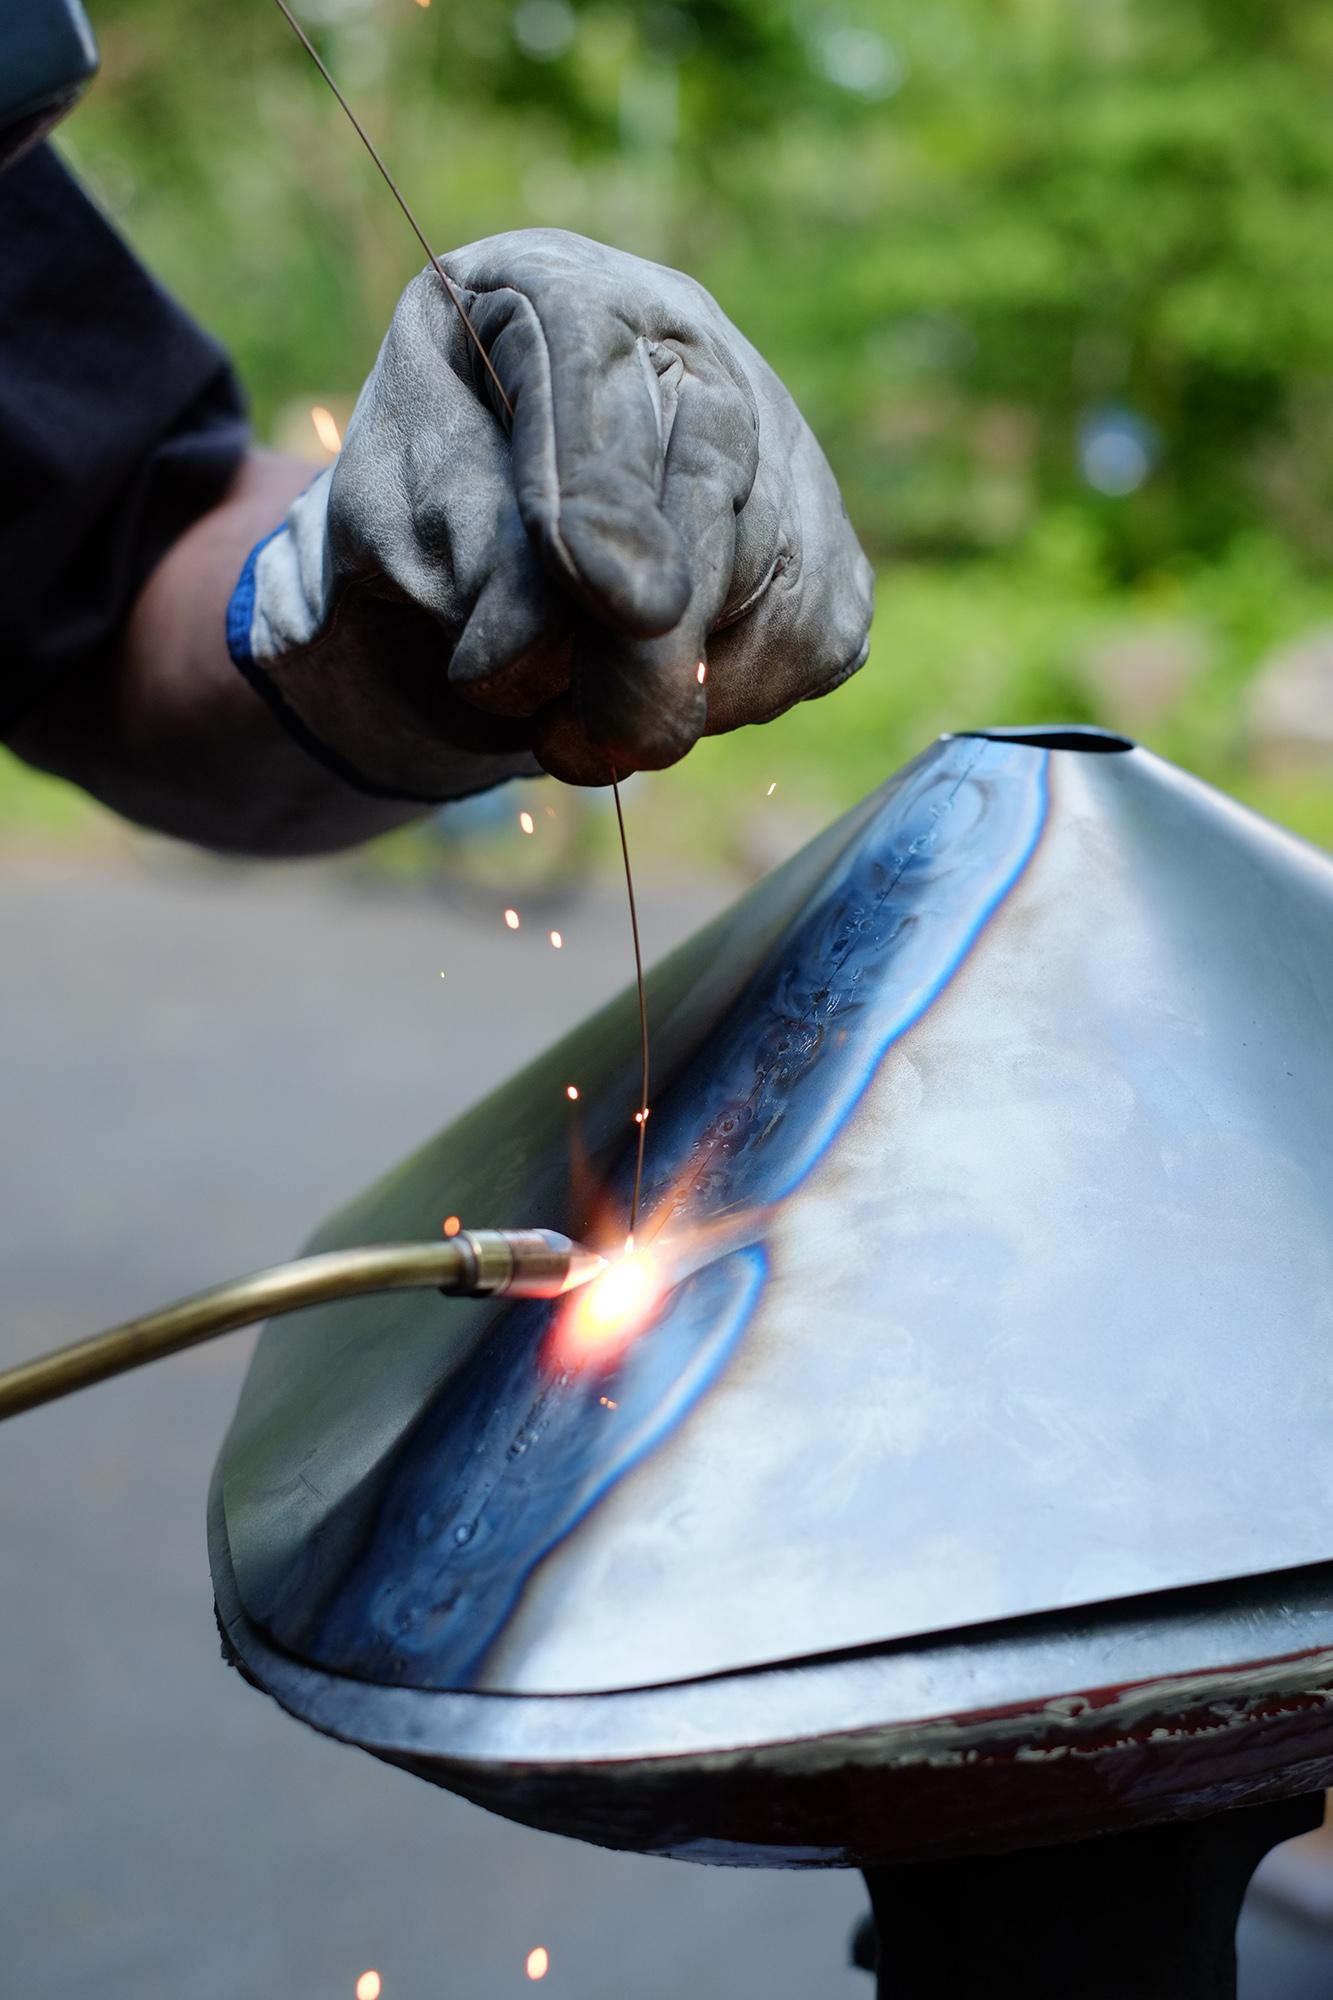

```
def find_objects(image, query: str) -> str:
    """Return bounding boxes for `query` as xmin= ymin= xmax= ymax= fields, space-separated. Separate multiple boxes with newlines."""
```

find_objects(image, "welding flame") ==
xmin=553 ymin=1247 xmax=661 ymax=1367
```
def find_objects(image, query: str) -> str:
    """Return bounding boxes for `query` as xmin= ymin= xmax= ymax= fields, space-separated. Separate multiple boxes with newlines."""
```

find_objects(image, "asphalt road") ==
xmin=0 ymin=851 xmax=868 ymax=2000
xmin=1 ymin=849 xmax=1330 ymax=2000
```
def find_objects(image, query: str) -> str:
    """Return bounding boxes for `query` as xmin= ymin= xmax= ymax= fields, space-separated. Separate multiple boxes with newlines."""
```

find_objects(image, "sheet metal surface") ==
xmin=218 ymin=735 xmax=1333 ymax=1696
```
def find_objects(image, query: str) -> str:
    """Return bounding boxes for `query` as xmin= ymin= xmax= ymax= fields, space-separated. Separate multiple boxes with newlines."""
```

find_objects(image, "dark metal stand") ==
xmin=858 ymin=1795 xmax=1323 ymax=1998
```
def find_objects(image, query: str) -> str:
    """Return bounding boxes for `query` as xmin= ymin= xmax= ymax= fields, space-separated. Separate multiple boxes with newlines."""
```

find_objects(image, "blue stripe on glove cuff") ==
xmin=225 ymin=523 xmax=287 ymax=667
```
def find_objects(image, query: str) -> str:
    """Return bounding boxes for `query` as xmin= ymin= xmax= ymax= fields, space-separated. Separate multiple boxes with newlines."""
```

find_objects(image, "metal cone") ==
xmin=212 ymin=730 xmax=1333 ymax=1861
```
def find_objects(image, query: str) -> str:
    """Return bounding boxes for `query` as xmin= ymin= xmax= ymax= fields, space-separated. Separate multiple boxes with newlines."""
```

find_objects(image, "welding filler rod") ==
xmin=0 ymin=1229 xmax=607 ymax=1423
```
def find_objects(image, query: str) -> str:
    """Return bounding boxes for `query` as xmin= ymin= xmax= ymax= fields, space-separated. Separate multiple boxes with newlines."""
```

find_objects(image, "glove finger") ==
xmin=700 ymin=417 xmax=876 ymax=735
xmin=447 ymin=545 xmax=574 ymax=718
xmin=702 ymin=530 xmax=875 ymax=735
xmin=451 ymin=241 xmax=749 ymax=638
xmin=565 ymin=357 xmax=759 ymax=770
xmin=533 ymin=693 xmax=621 ymax=787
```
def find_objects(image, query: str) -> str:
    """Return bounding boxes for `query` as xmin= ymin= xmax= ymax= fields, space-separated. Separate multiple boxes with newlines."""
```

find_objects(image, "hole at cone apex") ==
xmin=954 ymin=726 xmax=1134 ymax=753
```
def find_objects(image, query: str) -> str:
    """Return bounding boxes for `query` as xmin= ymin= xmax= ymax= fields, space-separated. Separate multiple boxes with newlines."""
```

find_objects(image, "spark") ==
xmin=599 ymin=1395 xmax=618 ymax=1409
xmin=696 ymin=660 xmax=707 ymax=684
xmin=633 ymin=1107 xmax=650 ymax=1125
xmin=519 ymin=811 xmax=534 ymax=834
xmin=504 ymin=907 xmax=520 ymax=930
xmin=355 ymin=1974 xmax=381 ymax=2000
xmin=767 ymin=782 xmax=777 ymax=796
xmin=526 ymin=1947 xmax=549 ymax=1981
xmin=565 ymin=1084 xmax=580 ymax=1101
xmin=439 ymin=971 xmax=446 ymax=978
xmin=442 ymin=1215 xmax=460 ymax=1237
xmin=549 ymin=930 xmax=563 ymax=949
xmin=310 ymin=405 xmax=342 ymax=453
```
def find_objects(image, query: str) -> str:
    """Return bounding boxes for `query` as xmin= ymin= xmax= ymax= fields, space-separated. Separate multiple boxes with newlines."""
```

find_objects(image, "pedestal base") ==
xmin=860 ymin=1795 xmax=1324 ymax=1998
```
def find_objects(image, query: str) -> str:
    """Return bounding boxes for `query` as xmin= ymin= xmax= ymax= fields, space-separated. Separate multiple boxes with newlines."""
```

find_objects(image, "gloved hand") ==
xmin=226 ymin=229 xmax=875 ymax=799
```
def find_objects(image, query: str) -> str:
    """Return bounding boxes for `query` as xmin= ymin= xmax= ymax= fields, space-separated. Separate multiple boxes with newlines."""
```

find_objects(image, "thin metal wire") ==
xmin=273 ymin=0 xmax=653 ymax=1240
xmin=613 ymin=775 xmax=651 ymax=1238
xmin=271 ymin=0 xmax=514 ymax=424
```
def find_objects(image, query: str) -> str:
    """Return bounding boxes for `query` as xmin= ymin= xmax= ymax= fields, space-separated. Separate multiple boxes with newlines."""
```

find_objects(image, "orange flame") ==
xmin=552 ymin=1248 xmax=661 ymax=1368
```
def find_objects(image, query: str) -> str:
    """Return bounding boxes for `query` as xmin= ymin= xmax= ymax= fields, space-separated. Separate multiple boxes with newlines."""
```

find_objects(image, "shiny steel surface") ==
xmin=211 ymin=1471 xmax=1333 ymax=1864
xmin=217 ymin=734 xmax=1333 ymax=1714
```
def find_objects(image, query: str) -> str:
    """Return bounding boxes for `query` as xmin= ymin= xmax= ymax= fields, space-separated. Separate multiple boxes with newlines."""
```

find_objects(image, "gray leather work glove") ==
xmin=226 ymin=229 xmax=875 ymax=799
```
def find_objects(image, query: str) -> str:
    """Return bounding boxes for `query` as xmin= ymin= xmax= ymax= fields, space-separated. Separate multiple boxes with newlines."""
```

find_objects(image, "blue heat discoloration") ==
xmin=314 ymin=1248 xmax=767 ymax=1687
xmin=306 ymin=738 xmax=1049 ymax=1690
xmin=642 ymin=741 xmax=1050 ymax=1224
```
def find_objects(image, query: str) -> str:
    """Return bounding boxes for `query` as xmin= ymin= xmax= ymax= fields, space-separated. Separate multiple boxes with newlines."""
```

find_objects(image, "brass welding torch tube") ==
xmin=0 ymin=1229 xmax=604 ymax=1423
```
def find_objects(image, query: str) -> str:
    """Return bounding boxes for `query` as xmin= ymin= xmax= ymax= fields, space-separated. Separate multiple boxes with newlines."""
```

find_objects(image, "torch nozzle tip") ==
xmin=559 ymin=1245 xmax=610 ymax=1294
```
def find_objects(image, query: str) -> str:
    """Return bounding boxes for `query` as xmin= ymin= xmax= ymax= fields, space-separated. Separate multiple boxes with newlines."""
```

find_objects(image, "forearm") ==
xmin=6 ymin=449 xmax=427 ymax=856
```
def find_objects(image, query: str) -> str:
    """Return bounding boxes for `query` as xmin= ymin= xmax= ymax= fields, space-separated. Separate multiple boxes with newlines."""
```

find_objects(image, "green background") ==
xmin=10 ymin=0 xmax=1333 ymax=861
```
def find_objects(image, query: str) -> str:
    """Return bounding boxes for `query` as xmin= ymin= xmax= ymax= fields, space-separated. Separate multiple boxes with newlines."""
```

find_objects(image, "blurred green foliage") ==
xmin=14 ymin=0 xmax=1333 ymax=854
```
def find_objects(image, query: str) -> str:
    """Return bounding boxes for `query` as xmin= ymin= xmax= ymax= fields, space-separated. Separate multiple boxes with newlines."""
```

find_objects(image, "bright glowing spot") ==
xmin=766 ymin=782 xmax=777 ymax=796
xmin=504 ymin=907 xmax=520 ymax=930
xmin=696 ymin=660 xmax=707 ymax=684
xmin=442 ymin=1215 xmax=460 ymax=1237
xmin=599 ymin=1395 xmax=618 ymax=1408
xmin=310 ymin=405 xmax=342 ymax=453
xmin=633 ymin=1106 xmax=650 ymax=1125
xmin=519 ymin=810 xmax=535 ymax=834
xmin=526 ymin=1947 xmax=549 ymax=1981
xmin=356 ymin=1973 xmax=382 ymax=2000
xmin=565 ymin=1084 xmax=580 ymax=1101
xmin=567 ymin=1250 xmax=659 ymax=1356
xmin=414 ymin=0 xmax=431 ymax=8
xmin=549 ymin=930 xmax=563 ymax=949
xmin=624 ymin=1233 xmax=635 ymax=1254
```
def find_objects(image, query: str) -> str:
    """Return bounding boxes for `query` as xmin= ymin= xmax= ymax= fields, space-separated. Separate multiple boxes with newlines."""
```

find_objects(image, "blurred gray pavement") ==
xmin=2 ymin=852 xmax=1330 ymax=2000
xmin=0 ymin=853 xmax=866 ymax=2000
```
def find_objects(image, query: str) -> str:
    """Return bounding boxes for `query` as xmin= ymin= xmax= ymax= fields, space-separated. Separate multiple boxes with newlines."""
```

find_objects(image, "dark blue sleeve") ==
xmin=0 ymin=144 xmax=249 ymax=733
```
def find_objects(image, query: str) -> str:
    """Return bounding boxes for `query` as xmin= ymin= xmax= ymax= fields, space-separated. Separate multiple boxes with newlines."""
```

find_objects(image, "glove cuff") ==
xmin=226 ymin=519 xmax=449 ymax=804
xmin=227 ymin=511 xmax=542 ymax=805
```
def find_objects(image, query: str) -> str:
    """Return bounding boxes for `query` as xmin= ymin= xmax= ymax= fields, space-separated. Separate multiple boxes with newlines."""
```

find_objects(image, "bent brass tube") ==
xmin=0 ymin=1229 xmax=604 ymax=1421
